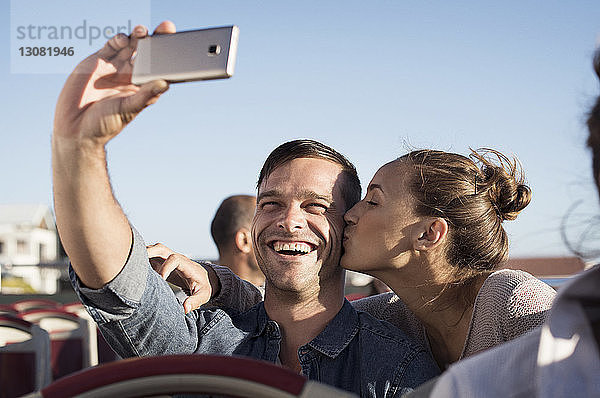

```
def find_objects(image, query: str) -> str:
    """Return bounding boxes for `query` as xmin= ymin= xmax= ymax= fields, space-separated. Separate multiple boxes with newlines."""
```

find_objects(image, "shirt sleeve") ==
xmin=69 ymin=226 xmax=149 ymax=323
xmin=202 ymin=263 xmax=264 ymax=311
xmin=70 ymin=226 xmax=202 ymax=358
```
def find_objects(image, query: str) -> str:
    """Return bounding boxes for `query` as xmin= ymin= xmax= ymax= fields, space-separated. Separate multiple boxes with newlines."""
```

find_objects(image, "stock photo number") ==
xmin=19 ymin=46 xmax=74 ymax=56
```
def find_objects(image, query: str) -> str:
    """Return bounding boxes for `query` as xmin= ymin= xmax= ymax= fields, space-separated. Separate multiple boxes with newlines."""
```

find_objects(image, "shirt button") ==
xmin=266 ymin=323 xmax=274 ymax=333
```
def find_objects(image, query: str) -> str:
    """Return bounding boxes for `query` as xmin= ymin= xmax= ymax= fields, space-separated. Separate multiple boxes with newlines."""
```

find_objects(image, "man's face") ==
xmin=252 ymin=158 xmax=347 ymax=294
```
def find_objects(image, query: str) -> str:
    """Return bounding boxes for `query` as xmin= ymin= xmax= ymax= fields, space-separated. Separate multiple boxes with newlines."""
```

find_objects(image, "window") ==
xmin=17 ymin=239 xmax=28 ymax=255
xmin=39 ymin=243 xmax=49 ymax=262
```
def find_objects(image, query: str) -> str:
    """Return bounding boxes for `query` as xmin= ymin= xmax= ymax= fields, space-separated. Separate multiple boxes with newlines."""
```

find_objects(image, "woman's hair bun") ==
xmin=472 ymin=149 xmax=532 ymax=222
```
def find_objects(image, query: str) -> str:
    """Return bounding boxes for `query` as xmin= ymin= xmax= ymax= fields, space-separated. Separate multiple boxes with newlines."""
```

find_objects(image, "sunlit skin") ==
xmin=342 ymin=161 xmax=436 ymax=287
xmin=250 ymin=157 xmax=349 ymax=373
xmin=342 ymin=162 xmax=417 ymax=274
xmin=252 ymin=158 xmax=347 ymax=302
xmin=342 ymin=159 xmax=482 ymax=368
xmin=52 ymin=22 xmax=174 ymax=289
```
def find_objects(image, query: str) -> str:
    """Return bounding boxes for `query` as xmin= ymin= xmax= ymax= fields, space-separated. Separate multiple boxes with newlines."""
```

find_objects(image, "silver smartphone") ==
xmin=131 ymin=26 xmax=239 ymax=85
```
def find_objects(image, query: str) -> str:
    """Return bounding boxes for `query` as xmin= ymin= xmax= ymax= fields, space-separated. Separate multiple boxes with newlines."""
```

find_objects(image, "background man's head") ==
xmin=211 ymin=195 xmax=263 ymax=286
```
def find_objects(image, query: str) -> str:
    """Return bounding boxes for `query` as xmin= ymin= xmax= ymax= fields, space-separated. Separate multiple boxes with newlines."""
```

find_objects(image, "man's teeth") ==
xmin=273 ymin=241 xmax=312 ymax=254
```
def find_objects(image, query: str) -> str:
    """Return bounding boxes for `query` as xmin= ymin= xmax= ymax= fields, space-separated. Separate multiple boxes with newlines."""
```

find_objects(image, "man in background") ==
xmin=210 ymin=195 xmax=265 ymax=289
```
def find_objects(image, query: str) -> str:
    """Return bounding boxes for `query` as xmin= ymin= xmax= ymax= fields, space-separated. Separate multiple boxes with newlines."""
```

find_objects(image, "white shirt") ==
xmin=429 ymin=265 xmax=600 ymax=398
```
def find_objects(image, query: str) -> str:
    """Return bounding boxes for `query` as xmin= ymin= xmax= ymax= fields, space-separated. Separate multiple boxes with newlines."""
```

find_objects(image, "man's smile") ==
xmin=269 ymin=240 xmax=317 ymax=256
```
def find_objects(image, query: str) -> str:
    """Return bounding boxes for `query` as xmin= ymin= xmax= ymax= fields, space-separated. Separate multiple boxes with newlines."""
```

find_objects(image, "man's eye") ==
xmin=366 ymin=201 xmax=378 ymax=206
xmin=306 ymin=203 xmax=328 ymax=213
xmin=261 ymin=201 xmax=278 ymax=209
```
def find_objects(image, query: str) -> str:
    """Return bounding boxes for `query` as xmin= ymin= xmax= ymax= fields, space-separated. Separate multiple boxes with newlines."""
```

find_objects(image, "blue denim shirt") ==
xmin=70 ymin=227 xmax=439 ymax=397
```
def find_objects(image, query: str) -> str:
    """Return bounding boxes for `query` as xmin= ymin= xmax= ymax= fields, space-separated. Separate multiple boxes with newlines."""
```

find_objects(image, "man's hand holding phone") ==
xmin=52 ymin=21 xmax=239 ymax=291
xmin=52 ymin=22 xmax=174 ymax=290
xmin=53 ymin=21 xmax=174 ymax=149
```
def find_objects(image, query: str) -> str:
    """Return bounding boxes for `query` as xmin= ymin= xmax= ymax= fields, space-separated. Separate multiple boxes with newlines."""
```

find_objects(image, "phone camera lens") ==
xmin=208 ymin=45 xmax=221 ymax=56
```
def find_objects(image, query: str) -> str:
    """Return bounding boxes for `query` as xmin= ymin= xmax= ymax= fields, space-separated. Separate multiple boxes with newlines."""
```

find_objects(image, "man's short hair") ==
xmin=211 ymin=195 xmax=256 ymax=251
xmin=257 ymin=139 xmax=362 ymax=211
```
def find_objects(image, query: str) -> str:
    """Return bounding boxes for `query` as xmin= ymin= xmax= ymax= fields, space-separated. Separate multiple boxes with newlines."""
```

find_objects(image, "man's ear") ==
xmin=234 ymin=227 xmax=253 ymax=254
xmin=413 ymin=218 xmax=448 ymax=252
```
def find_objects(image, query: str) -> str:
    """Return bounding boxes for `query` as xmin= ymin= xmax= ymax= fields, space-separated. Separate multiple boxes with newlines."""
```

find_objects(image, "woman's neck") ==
xmin=377 ymin=264 xmax=486 ymax=368
xmin=424 ymin=304 xmax=474 ymax=369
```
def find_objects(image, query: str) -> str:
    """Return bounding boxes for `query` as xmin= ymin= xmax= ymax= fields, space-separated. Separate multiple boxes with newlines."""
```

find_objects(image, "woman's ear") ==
xmin=413 ymin=218 xmax=448 ymax=251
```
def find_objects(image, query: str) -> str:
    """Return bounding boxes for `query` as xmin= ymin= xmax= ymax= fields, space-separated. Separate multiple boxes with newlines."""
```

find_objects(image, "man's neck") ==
xmin=263 ymin=279 xmax=345 ymax=373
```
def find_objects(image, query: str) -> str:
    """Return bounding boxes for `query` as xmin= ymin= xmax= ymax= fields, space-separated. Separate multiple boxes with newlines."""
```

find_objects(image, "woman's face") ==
xmin=341 ymin=160 xmax=421 ymax=274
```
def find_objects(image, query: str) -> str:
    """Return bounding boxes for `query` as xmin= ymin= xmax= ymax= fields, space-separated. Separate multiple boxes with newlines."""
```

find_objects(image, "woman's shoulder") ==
xmin=479 ymin=268 xmax=557 ymax=315
xmin=463 ymin=268 xmax=556 ymax=357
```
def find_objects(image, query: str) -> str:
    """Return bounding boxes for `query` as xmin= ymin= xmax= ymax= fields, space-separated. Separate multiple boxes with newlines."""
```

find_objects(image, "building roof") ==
xmin=0 ymin=204 xmax=56 ymax=231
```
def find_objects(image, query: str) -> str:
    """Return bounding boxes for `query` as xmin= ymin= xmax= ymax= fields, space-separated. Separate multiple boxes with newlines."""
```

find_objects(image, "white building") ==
xmin=0 ymin=204 xmax=62 ymax=293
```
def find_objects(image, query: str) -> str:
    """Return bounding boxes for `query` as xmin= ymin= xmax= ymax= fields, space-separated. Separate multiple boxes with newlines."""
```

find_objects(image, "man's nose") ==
xmin=278 ymin=205 xmax=305 ymax=232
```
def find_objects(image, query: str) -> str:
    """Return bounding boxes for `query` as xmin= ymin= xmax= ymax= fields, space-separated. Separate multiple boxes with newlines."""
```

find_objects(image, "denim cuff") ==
xmin=203 ymin=263 xmax=263 ymax=312
xmin=70 ymin=226 xmax=149 ymax=324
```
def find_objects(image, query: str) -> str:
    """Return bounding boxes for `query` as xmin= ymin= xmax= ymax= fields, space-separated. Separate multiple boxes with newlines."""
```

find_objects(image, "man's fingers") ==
xmin=153 ymin=20 xmax=176 ymax=35
xmin=131 ymin=25 xmax=148 ymax=40
xmin=97 ymin=33 xmax=130 ymax=60
xmin=183 ymin=293 xmax=210 ymax=314
xmin=155 ymin=253 xmax=181 ymax=279
xmin=119 ymin=80 xmax=168 ymax=119
xmin=110 ymin=25 xmax=147 ymax=64
xmin=147 ymin=243 xmax=173 ymax=259
xmin=171 ymin=259 xmax=209 ymax=285
xmin=148 ymin=256 xmax=170 ymax=277
xmin=126 ymin=25 xmax=148 ymax=56
xmin=145 ymin=245 xmax=212 ymax=310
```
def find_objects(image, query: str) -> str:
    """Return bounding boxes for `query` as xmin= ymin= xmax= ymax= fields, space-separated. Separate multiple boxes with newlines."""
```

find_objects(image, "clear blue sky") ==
xmin=3 ymin=1 xmax=600 ymax=261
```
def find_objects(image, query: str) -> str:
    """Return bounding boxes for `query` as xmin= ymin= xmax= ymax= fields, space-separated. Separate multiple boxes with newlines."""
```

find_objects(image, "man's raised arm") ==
xmin=52 ymin=22 xmax=173 ymax=289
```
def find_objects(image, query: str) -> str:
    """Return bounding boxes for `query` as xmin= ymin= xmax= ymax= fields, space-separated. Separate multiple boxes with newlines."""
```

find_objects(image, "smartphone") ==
xmin=131 ymin=26 xmax=239 ymax=85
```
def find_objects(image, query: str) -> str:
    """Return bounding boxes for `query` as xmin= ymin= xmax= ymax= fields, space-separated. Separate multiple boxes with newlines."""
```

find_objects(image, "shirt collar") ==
xmin=251 ymin=302 xmax=271 ymax=337
xmin=306 ymin=299 xmax=359 ymax=358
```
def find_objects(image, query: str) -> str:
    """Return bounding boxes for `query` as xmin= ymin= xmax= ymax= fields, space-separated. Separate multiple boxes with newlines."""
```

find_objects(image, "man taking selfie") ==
xmin=53 ymin=22 xmax=439 ymax=397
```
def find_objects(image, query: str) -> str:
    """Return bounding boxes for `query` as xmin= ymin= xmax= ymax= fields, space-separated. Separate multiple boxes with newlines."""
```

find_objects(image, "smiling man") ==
xmin=53 ymin=23 xmax=439 ymax=397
